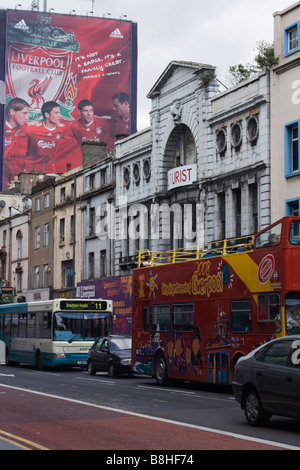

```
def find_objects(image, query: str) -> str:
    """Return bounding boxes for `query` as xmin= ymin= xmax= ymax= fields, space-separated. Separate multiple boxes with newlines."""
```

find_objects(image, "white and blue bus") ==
xmin=0 ymin=299 xmax=113 ymax=368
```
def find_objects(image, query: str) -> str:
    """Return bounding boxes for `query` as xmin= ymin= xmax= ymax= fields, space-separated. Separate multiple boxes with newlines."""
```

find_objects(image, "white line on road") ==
xmin=0 ymin=383 xmax=299 ymax=450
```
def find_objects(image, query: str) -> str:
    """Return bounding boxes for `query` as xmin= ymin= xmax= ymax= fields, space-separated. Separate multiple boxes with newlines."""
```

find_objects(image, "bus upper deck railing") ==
xmin=137 ymin=235 xmax=254 ymax=267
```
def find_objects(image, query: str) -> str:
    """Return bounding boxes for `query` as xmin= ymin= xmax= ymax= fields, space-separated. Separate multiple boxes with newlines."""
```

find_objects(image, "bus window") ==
xmin=4 ymin=314 xmax=11 ymax=336
xmin=258 ymin=294 xmax=281 ymax=333
xmin=289 ymin=221 xmax=300 ymax=244
xmin=255 ymin=222 xmax=282 ymax=248
xmin=18 ymin=313 xmax=26 ymax=338
xmin=150 ymin=304 xmax=170 ymax=332
xmin=231 ymin=299 xmax=252 ymax=332
xmin=173 ymin=303 xmax=195 ymax=331
xmin=11 ymin=313 xmax=18 ymax=337
xmin=27 ymin=313 xmax=36 ymax=338
xmin=142 ymin=306 xmax=149 ymax=331
xmin=285 ymin=293 xmax=300 ymax=334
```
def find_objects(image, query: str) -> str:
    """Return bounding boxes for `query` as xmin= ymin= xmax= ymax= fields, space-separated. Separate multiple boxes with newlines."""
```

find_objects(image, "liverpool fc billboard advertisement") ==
xmin=1 ymin=9 xmax=137 ymax=189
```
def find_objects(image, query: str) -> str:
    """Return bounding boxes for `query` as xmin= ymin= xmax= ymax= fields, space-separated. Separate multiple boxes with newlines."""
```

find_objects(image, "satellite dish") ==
xmin=0 ymin=201 xmax=6 ymax=209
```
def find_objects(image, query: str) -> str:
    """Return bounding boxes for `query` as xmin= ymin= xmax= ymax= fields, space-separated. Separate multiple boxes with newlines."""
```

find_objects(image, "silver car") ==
xmin=232 ymin=336 xmax=300 ymax=426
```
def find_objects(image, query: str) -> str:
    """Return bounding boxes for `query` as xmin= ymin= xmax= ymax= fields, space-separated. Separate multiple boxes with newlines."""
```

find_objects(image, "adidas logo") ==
xmin=109 ymin=28 xmax=123 ymax=39
xmin=14 ymin=19 xmax=29 ymax=31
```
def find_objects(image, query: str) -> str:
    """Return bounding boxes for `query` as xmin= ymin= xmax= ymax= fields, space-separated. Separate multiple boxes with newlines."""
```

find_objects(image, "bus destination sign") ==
xmin=60 ymin=300 xmax=108 ymax=311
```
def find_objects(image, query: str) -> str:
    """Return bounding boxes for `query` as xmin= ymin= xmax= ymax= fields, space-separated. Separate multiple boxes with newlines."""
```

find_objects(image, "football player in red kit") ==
xmin=51 ymin=99 xmax=113 ymax=174
xmin=24 ymin=101 xmax=66 ymax=174
xmin=4 ymin=97 xmax=30 ymax=186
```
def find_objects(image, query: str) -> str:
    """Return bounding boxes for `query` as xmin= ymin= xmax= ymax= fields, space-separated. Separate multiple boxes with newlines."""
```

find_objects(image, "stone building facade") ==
xmin=271 ymin=1 xmax=300 ymax=221
xmin=113 ymin=61 xmax=271 ymax=276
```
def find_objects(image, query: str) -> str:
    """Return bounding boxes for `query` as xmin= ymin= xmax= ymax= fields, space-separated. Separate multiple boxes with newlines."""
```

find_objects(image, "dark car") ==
xmin=232 ymin=335 xmax=300 ymax=426
xmin=87 ymin=335 xmax=132 ymax=378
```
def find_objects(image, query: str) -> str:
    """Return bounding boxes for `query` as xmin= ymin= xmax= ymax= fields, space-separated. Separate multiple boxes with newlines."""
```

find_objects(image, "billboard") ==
xmin=77 ymin=276 xmax=132 ymax=335
xmin=2 ymin=9 xmax=137 ymax=188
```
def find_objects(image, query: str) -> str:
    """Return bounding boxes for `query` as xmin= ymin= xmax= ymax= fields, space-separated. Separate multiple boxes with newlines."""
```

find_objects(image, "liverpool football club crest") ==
xmin=6 ymin=14 xmax=79 ymax=121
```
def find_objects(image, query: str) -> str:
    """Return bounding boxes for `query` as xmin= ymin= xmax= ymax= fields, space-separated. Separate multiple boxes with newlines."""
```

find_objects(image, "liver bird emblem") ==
xmin=28 ymin=76 xmax=52 ymax=109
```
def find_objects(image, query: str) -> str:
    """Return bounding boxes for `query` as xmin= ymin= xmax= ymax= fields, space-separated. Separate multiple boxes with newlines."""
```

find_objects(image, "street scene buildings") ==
xmin=0 ymin=2 xmax=299 ymax=335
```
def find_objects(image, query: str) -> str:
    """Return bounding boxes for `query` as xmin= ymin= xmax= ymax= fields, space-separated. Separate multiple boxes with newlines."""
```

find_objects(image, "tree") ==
xmin=229 ymin=41 xmax=279 ymax=85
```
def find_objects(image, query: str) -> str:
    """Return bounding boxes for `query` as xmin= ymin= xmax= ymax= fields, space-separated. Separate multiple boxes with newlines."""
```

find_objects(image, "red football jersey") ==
xmin=24 ymin=122 xmax=66 ymax=173
xmin=51 ymin=116 xmax=113 ymax=174
xmin=4 ymin=122 xmax=29 ymax=184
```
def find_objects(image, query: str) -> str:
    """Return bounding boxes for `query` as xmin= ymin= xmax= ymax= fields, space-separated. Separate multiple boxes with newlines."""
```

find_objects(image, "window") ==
xmin=247 ymin=115 xmax=259 ymax=144
xmin=216 ymin=128 xmax=227 ymax=155
xmin=234 ymin=188 xmax=241 ymax=237
xmin=89 ymin=207 xmax=95 ymax=235
xmin=150 ymin=304 xmax=170 ymax=332
xmin=62 ymin=260 xmax=73 ymax=288
xmin=35 ymin=226 xmax=40 ymax=249
xmin=43 ymin=264 xmax=49 ymax=287
xmin=88 ymin=252 xmax=94 ymax=279
xmin=258 ymin=294 xmax=281 ymax=333
xmin=35 ymin=197 xmax=40 ymax=212
xmin=101 ymin=168 xmax=107 ymax=185
xmin=231 ymin=122 xmax=242 ymax=149
xmin=231 ymin=299 xmax=252 ymax=333
xmin=255 ymin=221 xmax=282 ymax=247
xmin=285 ymin=121 xmax=300 ymax=177
xmin=250 ymin=184 xmax=258 ymax=234
xmin=260 ymin=340 xmax=293 ymax=366
xmin=284 ymin=23 xmax=300 ymax=56
xmin=285 ymin=293 xmax=300 ymax=335
xmin=70 ymin=215 xmax=74 ymax=242
xmin=44 ymin=223 xmax=49 ymax=247
xmin=44 ymin=193 xmax=50 ymax=208
xmin=100 ymin=250 xmax=107 ymax=277
xmin=60 ymin=187 xmax=66 ymax=203
xmin=89 ymin=173 xmax=95 ymax=190
xmin=60 ymin=218 xmax=65 ymax=244
xmin=16 ymin=230 xmax=23 ymax=258
xmin=289 ymin=217 xmax=300 ymax=244
xmin=173 ymin=303 xmax=195 ymax=331
xmin=34 ymin=266 xmax=39 ymax=289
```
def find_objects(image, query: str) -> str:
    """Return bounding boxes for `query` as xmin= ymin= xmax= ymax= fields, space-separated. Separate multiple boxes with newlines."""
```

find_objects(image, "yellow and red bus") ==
xmin=132 ymin=216 xmax=300 ymax=385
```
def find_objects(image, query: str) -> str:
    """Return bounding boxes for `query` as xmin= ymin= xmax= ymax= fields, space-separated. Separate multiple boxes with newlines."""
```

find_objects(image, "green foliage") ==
xmin=229 ymin=41 xmax=279 ymax=85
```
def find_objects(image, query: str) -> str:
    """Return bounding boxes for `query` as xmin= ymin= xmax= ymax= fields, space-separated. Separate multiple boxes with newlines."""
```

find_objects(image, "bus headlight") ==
xmin=52 ymin=353 xmax=66 ymax=358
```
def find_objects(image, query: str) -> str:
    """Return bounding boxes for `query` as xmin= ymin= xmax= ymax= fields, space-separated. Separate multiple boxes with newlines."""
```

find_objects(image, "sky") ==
xmin=0 ymin=0 xmax=296 ymax=129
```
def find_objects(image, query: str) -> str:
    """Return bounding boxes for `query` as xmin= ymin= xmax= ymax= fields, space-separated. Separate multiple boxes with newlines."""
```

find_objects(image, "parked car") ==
xmin=87 ymin=335 xmax=132 ymax=377
xmin=233 ymin=336 xmax=300 ymax=426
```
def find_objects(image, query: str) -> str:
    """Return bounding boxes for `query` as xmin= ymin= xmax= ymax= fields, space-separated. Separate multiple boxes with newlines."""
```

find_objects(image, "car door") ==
xmin=98 ymin=338 xmax=110 ymax=372
xmin=255 ymin=339 xmax=294 ymax=414
xmin=91 ymin=338 xmax=103 ymax=370
xmin=279 ymin=339 xmax=300 ymax=418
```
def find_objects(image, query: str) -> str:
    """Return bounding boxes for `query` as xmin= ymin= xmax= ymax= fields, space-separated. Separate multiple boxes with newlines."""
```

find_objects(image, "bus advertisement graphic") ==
xmin=2 ymin=10 xmax=137 ymax=188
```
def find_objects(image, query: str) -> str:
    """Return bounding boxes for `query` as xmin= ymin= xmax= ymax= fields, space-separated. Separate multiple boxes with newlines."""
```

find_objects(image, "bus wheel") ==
xmin=154 ymin=352 xmax=169 ymax=386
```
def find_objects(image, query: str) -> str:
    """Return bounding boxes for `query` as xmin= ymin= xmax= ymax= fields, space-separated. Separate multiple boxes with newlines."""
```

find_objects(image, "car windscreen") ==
xmin=110 ymin=337 xmax=132 ymax=351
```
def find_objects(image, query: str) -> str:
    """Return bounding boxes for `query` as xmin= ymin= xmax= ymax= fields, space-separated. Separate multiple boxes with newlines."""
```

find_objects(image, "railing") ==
xmin=137 ymin=235 xmax=254 ymax=267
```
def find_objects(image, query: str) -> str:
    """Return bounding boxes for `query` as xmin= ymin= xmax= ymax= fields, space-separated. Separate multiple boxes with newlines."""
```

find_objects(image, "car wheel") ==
xmin=154 ymin=352 xmax=169 ymax=386
xmin=244 ymin=388 xmax=270 ymax=427
xmin=87 ymin=360 xmax=96 ymax=376
xmin=108 ymin=362 xmax=116 ymax=378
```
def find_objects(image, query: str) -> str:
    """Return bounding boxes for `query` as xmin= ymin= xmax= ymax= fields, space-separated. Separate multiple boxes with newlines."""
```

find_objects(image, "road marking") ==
xmin=137 ymin=384 xmax=232 ymax=402
xmin=0 ymin=429 xmax=49 ymax=450
xmin=0 ymin=373 xmax=15 ymax=377
xmin=0 ymin=383 xmax=299 ymax=450
xmin=76 ymin=376 xmax=115 ymax=385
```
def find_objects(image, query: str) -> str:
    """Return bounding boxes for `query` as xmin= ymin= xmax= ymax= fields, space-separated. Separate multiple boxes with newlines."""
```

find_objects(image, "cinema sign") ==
xmin=167 ymin=164 xmax=197 ymax=191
